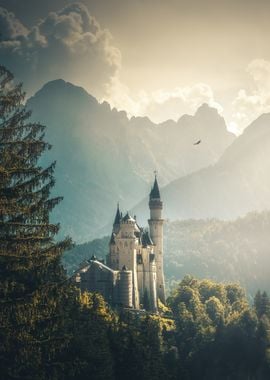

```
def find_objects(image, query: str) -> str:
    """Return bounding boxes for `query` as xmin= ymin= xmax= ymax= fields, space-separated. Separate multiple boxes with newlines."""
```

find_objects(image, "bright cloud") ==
xmin=0 ymin=3 xmax=121 ymax=97
xmin=106 ymin=80 xmax=223 ymax=124
xmin=230 ymin=59 xmax=270 ymax=133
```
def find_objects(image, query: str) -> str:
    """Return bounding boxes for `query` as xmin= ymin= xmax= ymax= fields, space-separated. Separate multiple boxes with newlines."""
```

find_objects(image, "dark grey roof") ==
xmin=113 ymin=203 xmax=121 ymax=225
xmin=150 ymin=176 xmax=160 ymax=199
xmin=110 ymin=232 xmax=116 ymax=245
xmin=90 ymin=260 xmax=115 ymax=273
xmin=142 ymin=230 xmax=154 ymax=247
xmin=122 ymin=211 xmax=135 ymax=222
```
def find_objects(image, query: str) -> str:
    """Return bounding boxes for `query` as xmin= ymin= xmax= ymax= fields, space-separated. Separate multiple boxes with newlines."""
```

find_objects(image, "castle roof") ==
xmin=89 ymin=258 xmax=116 ymax=273
xmin=141 ymin=230 xmax=154 ymax=247
xmin=113 ymin=203 xmax=121 ymax=225
xmin=110 ymin=232 xmax=116 ymax=245
xmin=150 ymin=175 xmax=160 ymax=199
xmin=122 ymin=211 xmax=135 ymax=222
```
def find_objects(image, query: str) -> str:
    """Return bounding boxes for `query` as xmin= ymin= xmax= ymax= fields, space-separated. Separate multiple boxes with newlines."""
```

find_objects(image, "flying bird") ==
xmin=193 ymin=139 xmax=201 ymax=145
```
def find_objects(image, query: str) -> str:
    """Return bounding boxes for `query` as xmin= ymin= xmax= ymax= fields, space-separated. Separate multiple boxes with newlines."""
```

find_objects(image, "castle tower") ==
xmin=148 ymin=174 xmax=166 ymax=304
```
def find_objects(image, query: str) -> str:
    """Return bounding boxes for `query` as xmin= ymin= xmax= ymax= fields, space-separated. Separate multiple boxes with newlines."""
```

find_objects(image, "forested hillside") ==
xmin=164 ymin=211 xmax=270 ymax=296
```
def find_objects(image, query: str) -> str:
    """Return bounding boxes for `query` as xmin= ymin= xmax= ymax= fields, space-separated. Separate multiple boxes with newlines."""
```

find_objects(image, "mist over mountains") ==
xmin=27 ymin=79 xmax=234 ymax=242
xmin=133 ymin=111 xmax=270 ymax=224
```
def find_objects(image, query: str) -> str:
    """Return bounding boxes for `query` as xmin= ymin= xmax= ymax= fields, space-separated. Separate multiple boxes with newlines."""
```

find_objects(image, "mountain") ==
xmin=133 ymin=112 xmax=270 ymax=224
xmin=63 ymin=211 xmax=270 ymax=297
xmin=27 ymin=79 xmax=235 ymax=242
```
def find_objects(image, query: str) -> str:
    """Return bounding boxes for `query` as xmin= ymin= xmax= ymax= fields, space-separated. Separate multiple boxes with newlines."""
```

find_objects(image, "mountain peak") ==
xmin=30 ymin=79 xmax=98 ymax=106
xmin=195 ymin=103 xmax=220 ymax=118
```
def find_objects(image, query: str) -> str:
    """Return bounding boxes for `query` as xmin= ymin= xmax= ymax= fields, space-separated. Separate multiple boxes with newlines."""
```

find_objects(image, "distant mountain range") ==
xmin=133 ymin=112 xmax=270 ymax=225
xmin=27 ymin=79 xmax=234 ymax=242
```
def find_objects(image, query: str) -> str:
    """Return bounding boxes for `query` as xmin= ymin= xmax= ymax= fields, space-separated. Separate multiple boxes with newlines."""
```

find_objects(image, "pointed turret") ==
xmin=150 ymin=175 xmax=160 ymax=200
xmin=149 ymin=174 xmax=162 ymax=217
xmin=113 ymin=203 xmax=121 ymax=233
xmin=148 ymin=173 xmax=165 ymax=304
xmin=113 ymin=203 xmax=121 ymax=225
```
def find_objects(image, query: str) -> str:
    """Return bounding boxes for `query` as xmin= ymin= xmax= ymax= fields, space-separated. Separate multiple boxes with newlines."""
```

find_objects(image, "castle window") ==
xmin=137 ymin=254 xmax=143 ymax=264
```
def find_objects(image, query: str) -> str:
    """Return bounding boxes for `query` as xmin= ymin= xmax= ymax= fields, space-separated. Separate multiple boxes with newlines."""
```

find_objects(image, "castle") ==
xmin=75 ymin=175 xmax=165 ymax=311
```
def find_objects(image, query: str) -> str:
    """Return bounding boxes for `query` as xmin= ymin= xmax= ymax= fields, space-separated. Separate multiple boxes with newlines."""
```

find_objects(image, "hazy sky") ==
xmin=1 ymin=0 xmax=270 ymax=133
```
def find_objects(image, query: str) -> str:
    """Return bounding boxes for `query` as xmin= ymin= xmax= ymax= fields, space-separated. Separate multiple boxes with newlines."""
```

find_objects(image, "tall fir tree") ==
xmin=0 ymin=66 xmax=73 ymax=380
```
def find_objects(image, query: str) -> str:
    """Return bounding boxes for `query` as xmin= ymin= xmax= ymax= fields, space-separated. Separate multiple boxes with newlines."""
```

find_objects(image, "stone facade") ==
xmin=75 ymin=175 xmax=165 ymax=311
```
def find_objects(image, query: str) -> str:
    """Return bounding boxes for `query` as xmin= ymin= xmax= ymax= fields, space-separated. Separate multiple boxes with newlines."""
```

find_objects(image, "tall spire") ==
xmin=150 ymin=172 xmax=160 ymax=200
xmin=113 ymin=203 xmax=121 ymax=226
xmin=148 ymin=172 xmax=165 ymax=304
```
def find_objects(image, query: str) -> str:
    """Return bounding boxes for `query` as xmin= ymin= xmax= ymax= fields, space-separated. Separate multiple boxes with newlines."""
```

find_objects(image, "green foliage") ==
xmin=0 ymin=65 xmax=74 ymax=379
xmin=66 ymin=291 xmax=116 ymax=380
xmin=165 ymin=213 xmax=270 ymax=297
xmin=254 ymin=290 xmax=270 ymax=319
xmin=164 ymin=213 xmax=270 ymax=297
xmin=110 ymin=312 xmax=173 ymax=380
xmin=168 ymin=276 xmax=270 ymax=379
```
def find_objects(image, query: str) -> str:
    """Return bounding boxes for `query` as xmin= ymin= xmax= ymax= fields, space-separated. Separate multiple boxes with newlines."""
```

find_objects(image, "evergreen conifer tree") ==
xmin=0 ymin=66 xmax=73 ymax=380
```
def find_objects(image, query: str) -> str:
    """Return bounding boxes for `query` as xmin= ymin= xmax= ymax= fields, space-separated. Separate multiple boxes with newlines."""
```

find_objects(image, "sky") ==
xmin=1 ymin=0 xmax=270 ymax=134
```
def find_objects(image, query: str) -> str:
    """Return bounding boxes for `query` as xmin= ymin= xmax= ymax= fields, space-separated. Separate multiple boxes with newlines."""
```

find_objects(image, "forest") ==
xmin=1 ymin=65 xmax=270 ymax=380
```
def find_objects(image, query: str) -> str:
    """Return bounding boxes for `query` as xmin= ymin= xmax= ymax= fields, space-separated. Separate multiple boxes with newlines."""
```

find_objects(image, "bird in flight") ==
xmin=193 ymin=139 xmax=201 ymax=145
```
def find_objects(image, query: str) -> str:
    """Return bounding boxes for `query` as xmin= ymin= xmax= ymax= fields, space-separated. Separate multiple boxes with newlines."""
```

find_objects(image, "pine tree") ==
xmin=0 ymin=66 xmax=73 ymax=380
xmin=68 ymin=292 xmax=115 ymax=380
xmin=254 ymin=290 xmax=263 ymax=317
xmin=254 ymin=290 xmax=270 ymax=319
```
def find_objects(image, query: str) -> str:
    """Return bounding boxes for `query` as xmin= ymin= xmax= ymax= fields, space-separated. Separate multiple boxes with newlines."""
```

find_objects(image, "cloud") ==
xmin=247 ymin=59 xmax=270 ymax=85
xmin=0 ymin=7 xmax=28 ymax=39
xmin=0 ymin=2 xmax=222 ymax=124
xmin=0 ymin=3 xmax=121 ymax=97
xmin=145 ymin=84 xmax=223 ymax=123
xmin=106 ymin=80 xmax=223 ymax=123
xmin=231 ymin=59 xmax=270 ymax=133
